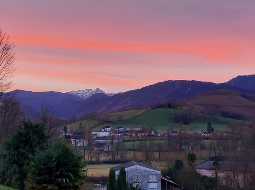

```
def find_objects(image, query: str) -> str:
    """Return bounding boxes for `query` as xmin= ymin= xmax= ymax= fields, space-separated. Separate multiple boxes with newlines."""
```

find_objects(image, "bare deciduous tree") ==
xmin=0 ymin=29 xmax=18 ymax=142
xmin=0 ymin=29 xmax=14 ymax=93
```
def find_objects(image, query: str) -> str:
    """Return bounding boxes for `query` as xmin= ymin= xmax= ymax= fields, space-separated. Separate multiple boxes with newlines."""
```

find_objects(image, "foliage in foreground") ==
xmin=108 ymin=167 xmax=140 ymax=190
xmin=0 ymin=122 xmax=85 ymax=190
xmin=163 ymin=157 xmax=216 ymax=190
xmin=2 ymin=122 xmax=48 ymax=190
xmin=0 ymin=185 xmax=16 ymax=190
xmin=107 ymin=168 xmax=116 ymax=190
xmin=29 ymin=141 xmax=85 ymax=190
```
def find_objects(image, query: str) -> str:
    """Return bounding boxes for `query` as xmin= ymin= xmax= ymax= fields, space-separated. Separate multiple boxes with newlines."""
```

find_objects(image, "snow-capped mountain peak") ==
xmin=68 ymin=88 xmax=105 ymax=99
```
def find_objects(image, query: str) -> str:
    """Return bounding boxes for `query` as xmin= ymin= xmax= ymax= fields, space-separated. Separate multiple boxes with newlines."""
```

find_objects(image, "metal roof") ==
xmin=113 ymin=161 xmax=160 ymax=172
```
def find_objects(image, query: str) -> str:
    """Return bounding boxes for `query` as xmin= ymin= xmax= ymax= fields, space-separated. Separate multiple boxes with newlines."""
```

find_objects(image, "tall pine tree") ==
xmin=108 ymin=168 xmax=117 ymax=190
xmin=30 ymin=141 xmax=85 ymax=190
xmin=4 ymin=122 xmax=48 ymax=190
xmin=117 ymin=167 xmax=128 ymax=190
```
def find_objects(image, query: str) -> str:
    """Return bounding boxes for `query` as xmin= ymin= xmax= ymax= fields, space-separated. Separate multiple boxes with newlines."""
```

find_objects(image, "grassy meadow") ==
xmin=87 ymin=164 xmax=117 ymax=177
xmin=68 ymin=107 xmax=243 ymax=132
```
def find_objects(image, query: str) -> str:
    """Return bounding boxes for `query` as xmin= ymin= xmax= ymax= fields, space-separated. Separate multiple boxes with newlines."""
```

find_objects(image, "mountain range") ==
xmin=5 ymin=75 xmax=255 ymax=120
xmin=67 ymin=88 xmax=106 ymax=99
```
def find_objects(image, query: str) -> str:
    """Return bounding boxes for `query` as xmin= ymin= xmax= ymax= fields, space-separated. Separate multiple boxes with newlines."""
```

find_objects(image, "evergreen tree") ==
xmin=4 ymin=122 xmax=48 ymax=190
xmin=163 ymin=160 xmax=184 ymax=180
xmin=108 ymin=168 xmax=117 ymax=190
xmin=29 ymin=141 xmax=85 ymax=190
xmin=174 ymin=160 xmax=184 ymax=171
xmin=187 ymin=153 xmax=197 ymax=168
xmin=117 ymin=167 xmax=128 ymax=190
xmin=207 ymin=122 xmax=214 ymax=134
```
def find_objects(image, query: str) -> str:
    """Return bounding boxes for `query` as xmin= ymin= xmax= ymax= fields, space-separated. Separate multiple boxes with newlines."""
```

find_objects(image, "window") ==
xmin=149 ymin=175 xmax=157 ymax=182
xmin=148 ymin=182 xmax=157 ymax=189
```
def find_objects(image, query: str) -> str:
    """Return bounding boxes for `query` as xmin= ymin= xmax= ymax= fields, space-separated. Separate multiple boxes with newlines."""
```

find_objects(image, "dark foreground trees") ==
xmin=4 ymin=122 xmax=48 ymax=190
xmin=117 ymin=167 xmax=128 ymax=190
xmin=0 ymin=122 xmax=85 ymax=190
xmin=0 ymin=97 xmax=23 ymax=143
xmin=108 ymin=168 xmax=117 ymax=190
xmin=163 ymin=158 xmax=216 ymax=190
xmin=187 ymin=152 xmax=197 ymax=168
xmin=108 ymin=167 xmax=135 ymax=190
xmin=29 ymin=141 xmax=85 ymax=190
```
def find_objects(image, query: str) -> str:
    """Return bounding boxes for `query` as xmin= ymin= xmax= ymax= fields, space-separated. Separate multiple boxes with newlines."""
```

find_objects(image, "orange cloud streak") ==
xmin=13 ymin=35 xmax=243 ymax=62
xmin=15 ymin=64 xmax=140 ymax=90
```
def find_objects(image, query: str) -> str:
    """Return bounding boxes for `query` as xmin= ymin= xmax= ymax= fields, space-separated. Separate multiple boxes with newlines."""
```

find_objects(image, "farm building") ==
xmin=113 ymin=161 xmax=161 ymax=190
xmin=196 ymin=160 xmax=255 ymax=188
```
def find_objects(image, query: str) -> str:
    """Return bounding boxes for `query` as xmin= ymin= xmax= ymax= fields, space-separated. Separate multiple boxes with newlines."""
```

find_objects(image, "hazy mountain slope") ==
xmin=8 ymin=80 xmax=217 ymax=120
xmin=7 ymin=90 xmax=84 ymax=119
xmin=79 ymin=80 xmax=218 ymax=115
xmin=227 ymin=75 xmax=255 ymax=91
xmin=188 ymin=89 xmax=255 ymax=120
xmin=7 ymin=75 xmax=255 ymax=120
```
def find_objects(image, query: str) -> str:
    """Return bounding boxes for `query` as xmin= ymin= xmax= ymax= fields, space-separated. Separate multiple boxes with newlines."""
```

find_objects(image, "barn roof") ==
xmin=113 ymin=161 xmax=160 ymax=172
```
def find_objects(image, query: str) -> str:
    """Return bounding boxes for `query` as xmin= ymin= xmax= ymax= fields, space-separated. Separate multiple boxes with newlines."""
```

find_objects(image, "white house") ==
xmin=92 ymin=131 xmax=111 ymax=138
xmin=113 ymin=161 xmax=161 ymax=190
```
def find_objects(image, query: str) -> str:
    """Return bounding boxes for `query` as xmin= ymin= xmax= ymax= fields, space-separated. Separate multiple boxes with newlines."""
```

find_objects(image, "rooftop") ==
xmin=113 ymin=161 xmax=160 ymax=172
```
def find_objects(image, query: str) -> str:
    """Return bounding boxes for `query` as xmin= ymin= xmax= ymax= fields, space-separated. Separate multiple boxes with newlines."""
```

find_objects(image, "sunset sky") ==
xmin=1 ymin=0 xmax=255 ymax=92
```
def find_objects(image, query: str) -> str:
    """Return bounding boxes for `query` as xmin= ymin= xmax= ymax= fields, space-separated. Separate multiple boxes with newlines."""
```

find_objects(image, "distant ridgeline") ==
xmin=5 ymin=75 xmax=255 ymax=121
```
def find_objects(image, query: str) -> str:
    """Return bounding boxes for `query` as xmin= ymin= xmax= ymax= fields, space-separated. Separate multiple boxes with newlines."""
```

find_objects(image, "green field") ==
xmin=68 ymin=107 xmax=244 ymax=132
xmin=110 ymin=108 xmax=243 ymax=132
xmin=87 ymin=164 xmax=116 ymax=177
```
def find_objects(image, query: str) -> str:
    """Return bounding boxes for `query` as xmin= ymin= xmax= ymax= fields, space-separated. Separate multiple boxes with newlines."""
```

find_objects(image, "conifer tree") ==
xmin=117 ymin=167 xmax=128 ymax=190
xmin=4 ymin=122 xmax=48 ymax=190
xmin=108 ymin=168 xmax=117 ymax=190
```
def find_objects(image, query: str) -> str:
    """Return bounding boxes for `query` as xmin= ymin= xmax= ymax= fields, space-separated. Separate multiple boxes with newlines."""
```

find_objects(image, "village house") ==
xmin=114 ymin=127 xmax=129 ymax=137
xmin=91 ymin=126 xmax=113 ymax=138
xmin=64 ymin=131 xmax=87 ymax=148
xmin=70 ymin=135 xmax=87 ymax=147
xmin=127 ymin=128 xmax=157 ymax=138
xmin=196 ymin=160 xmax=255 ymax=188
xmin=93 ymin=141 xmax=112 ymax=152
xmin=113 ymin=161 xmax=161 ymax=190
xmin=200 ymin=129 xmax=212 ymax=137
xmin=92 ymin=131 xmax=111 ymax=138
xmin=101 ymin=126 xmax=112 ymax=132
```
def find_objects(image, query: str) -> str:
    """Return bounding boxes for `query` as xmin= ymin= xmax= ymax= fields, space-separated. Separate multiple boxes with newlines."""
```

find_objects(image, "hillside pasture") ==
xmin=68 ymin=107 xmax=244 ymax=132
xmin=110 ymin=108 xmax=242 ymax=132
